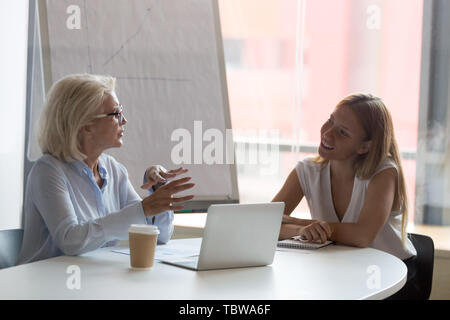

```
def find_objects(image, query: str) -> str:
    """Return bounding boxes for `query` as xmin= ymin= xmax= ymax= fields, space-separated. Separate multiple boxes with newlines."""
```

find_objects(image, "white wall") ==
xmin=0 ymin=1 xmax=29 ymax=230
xmin=430 ymin=252 xmax=450 ymax=299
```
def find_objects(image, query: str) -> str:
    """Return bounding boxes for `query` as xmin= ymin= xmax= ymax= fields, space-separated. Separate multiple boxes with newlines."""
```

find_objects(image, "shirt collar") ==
xmin=70 ymin=157 xmax=108 ymax=179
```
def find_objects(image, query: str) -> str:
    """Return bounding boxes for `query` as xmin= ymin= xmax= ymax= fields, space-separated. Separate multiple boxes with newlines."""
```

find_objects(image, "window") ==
xmin=414 ymin=0 xmax=450 ymax=229
xmin=219 ymin=0 xmax=424 ymax=224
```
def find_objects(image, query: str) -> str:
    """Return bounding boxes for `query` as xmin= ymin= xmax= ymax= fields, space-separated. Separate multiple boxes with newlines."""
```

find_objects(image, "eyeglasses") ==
xmin=93 ymin=105 xmax=125 ymax=123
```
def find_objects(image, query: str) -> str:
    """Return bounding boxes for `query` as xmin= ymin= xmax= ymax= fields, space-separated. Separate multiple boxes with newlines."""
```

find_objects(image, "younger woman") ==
xmin=273 ymin=94 xmax=417 ymax=299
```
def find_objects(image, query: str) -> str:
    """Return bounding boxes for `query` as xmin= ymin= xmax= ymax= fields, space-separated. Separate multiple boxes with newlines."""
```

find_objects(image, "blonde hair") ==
xmin=38 ymin=74 xmax=116 ymax=162
xmin=312 ymin=93 xmax=409 ymax=244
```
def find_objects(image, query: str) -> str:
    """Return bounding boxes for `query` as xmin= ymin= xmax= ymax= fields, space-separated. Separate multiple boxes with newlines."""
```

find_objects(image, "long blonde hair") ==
xmin=38 ymin=74 xmax=116 ymax=161
xmin=313 ymin=93 xmax=408 ymax=244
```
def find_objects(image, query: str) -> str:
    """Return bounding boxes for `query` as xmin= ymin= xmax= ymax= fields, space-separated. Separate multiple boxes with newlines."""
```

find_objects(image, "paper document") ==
xmin=277 ymin=236 xmax=334 ymax=250
xmin=112 ymin=245 xmax=200 ymax=260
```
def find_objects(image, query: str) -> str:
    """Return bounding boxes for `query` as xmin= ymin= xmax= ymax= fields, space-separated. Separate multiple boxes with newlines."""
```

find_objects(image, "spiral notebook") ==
xmin=277 ymin=236 xmax=334 ymax=250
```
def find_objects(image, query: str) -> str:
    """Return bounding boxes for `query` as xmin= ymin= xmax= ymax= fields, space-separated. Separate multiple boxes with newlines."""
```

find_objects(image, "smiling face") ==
xmin=318 ymin=105 xmax=371 ymax=161
xmin=88 ymin=91 xmax=127 ymax=151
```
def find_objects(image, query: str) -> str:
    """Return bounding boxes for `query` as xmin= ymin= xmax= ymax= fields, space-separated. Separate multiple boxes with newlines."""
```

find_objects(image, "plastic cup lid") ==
xmin=128 ymin=224 xmax=160 ymax=235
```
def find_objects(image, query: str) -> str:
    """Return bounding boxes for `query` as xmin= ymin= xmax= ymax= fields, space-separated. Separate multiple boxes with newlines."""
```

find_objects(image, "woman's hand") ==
xmin=298 ymin=221 xmax=332 ymax=244
xmin=141 ymin=177 xmax=195 ymax=217
xmin=141 ymin=165 xmax=188 ymax=190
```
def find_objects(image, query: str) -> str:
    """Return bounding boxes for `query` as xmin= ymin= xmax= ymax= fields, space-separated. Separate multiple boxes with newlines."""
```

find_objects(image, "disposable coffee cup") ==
xmin=128 ymin=224 xmax=160 ymax=270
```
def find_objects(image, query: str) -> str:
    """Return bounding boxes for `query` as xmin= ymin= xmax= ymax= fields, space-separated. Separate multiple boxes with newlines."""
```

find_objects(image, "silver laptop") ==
xmin=160 ymin=202 xmax=285 ymax=271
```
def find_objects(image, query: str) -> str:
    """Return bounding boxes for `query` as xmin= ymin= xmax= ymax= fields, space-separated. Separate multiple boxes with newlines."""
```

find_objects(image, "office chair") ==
xmin=388 ymin=233 xmax=434 ymax=300
xmin=0 ymin=229 xmax=24 ymax=269
xmin=408 ymin=233 xmax=435 ymax=300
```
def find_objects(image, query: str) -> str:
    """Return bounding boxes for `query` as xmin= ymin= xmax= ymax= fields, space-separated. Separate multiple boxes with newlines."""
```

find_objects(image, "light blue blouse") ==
xmin=16 ymin=153 xmax=174 ymax=265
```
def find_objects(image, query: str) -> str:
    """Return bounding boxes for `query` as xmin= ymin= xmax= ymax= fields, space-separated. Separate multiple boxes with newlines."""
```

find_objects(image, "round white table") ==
xmin=0 ymin=238 xmax=407 ymax=300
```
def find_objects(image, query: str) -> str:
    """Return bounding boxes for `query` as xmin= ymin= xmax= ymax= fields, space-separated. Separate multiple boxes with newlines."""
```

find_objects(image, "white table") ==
xmin=0 ymin=238 xmax=406 ymax=300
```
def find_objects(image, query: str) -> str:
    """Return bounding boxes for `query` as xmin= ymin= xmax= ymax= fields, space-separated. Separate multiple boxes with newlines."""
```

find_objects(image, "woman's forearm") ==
xmin=329 ymin=222 xmax=370 ymax=248
xmin=282 ymin=214 xmax=316 ymax=226
xmin=279 ymin=223 xmax=303 ymax=240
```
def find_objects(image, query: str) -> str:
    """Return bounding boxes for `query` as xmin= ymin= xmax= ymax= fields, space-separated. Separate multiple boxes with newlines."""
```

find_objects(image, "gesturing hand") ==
xmin=298 ymin=221 xmax=332 ymax=244
xmin=140 ymin=165 xmax=188 ymax=190
xmin=141 ymin=176 xmax=195 ymax=217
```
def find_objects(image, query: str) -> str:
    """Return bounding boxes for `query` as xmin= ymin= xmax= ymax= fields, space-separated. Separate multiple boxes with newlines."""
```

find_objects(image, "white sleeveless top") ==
xmin=295 ymin=157 xmax=416 ymax=260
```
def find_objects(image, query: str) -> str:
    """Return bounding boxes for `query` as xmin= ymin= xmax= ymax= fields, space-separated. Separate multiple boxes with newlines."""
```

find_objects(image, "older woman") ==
xmin=17 ymin=74 xmax=194 ymax=264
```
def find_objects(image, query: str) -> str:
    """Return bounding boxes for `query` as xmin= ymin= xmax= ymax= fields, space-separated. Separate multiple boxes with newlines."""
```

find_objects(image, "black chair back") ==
xmin=408 ymin=233 xmax=434 ymax=300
